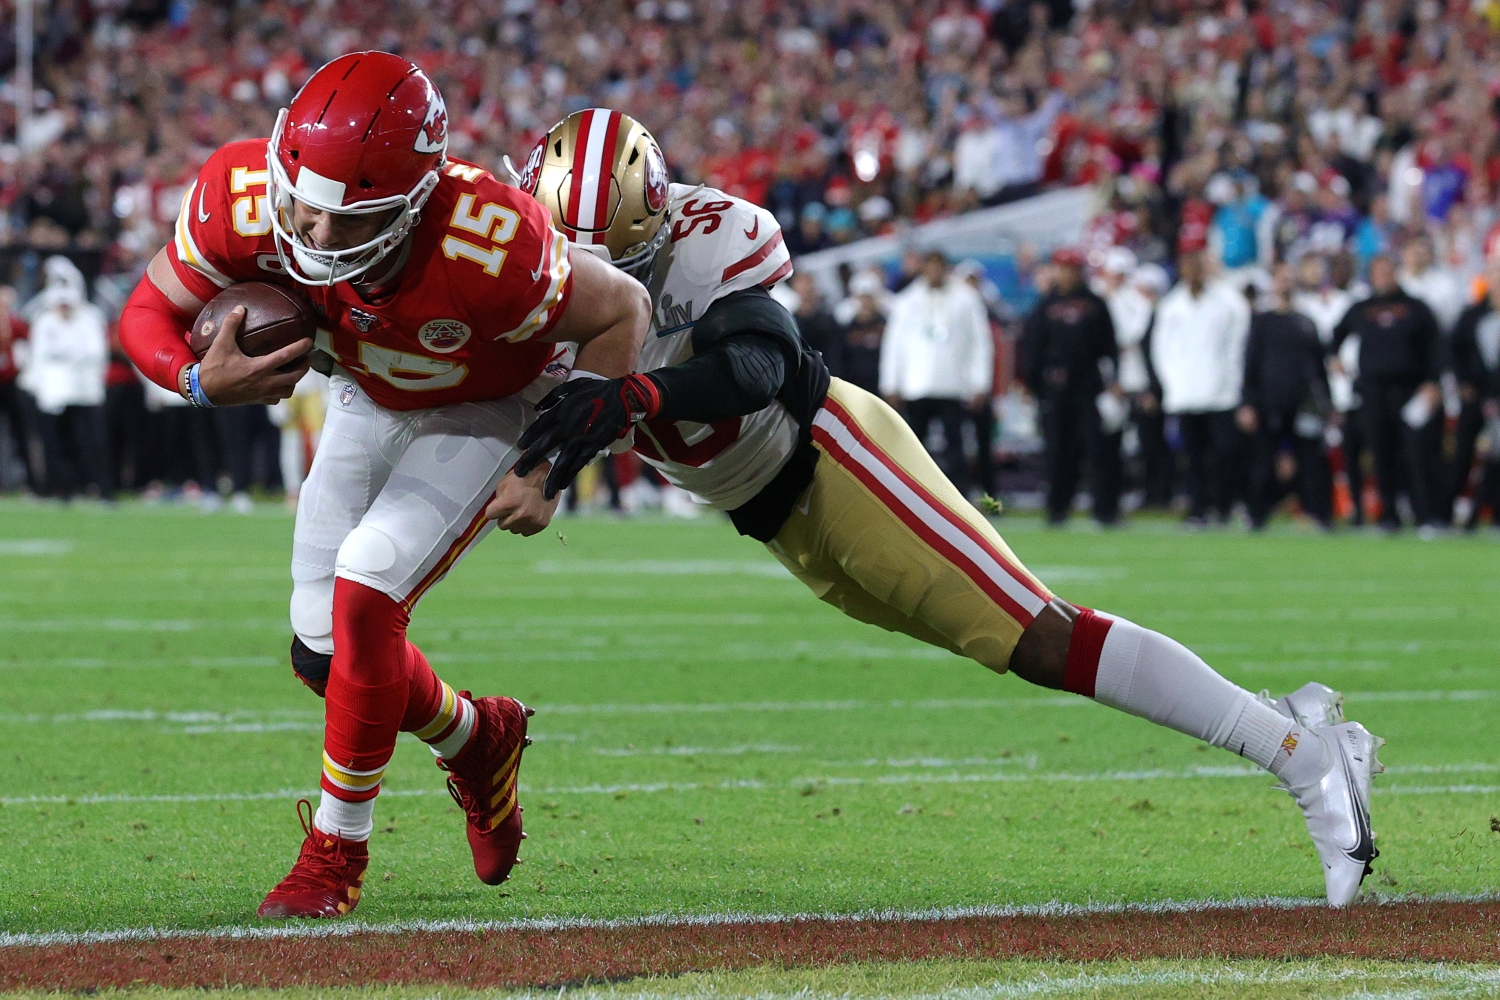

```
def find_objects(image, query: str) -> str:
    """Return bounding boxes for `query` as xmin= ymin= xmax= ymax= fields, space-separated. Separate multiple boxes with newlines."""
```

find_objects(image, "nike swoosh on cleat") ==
xmin=1337 ymin=749 xmax=1377 ymax=870
xmin=744 ymin=219 xmax=760 ymax=241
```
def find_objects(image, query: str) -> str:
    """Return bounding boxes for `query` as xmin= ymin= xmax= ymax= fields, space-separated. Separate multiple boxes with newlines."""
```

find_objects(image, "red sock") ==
xmin=1062 ymin=607 xmax=1113 ymax=698
xmin=320 ymin=578 xmax=412 ymax=801
xmin=401 ymin=641 xmax=444 ymax=732
xmin=401 ymin=640 xmax=477 ymax=757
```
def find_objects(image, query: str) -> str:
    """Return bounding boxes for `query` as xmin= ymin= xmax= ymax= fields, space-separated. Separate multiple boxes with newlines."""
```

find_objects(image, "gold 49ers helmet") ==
xmin=516 ymin=109 xmax=670 ymax=277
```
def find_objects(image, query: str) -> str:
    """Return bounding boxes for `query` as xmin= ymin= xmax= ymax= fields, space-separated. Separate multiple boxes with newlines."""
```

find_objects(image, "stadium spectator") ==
xmin=1400 ymin=235 xmax=1467 ymax=336
xmin=1447 ymin=257 xmax=1500 ymax=524
xmin=1239 ymin=266 xmax=1334 ymax=530
xmin=954 ymin=258 xmax=1002 ymax=496
xmin=21 ymin=256 xmax=109 ymax=500
xmin=833 ymin=269 xmax=889 ymax=397
xmin=1021 ymin=247 xmax=1120 ymax=526
xmin=1098 ymin=249 xmax=1169 ymax=508
xmin=1333 ymin=256 xmax=1445 ymax=532
xmin=0 ymin=290 xmax=31 ymax=491
xmin=880 ymin=251 xmax=992 ymax=496
xmin=787 ymin=272 xmax=845 ymax=379
xmin=1150 ymin=248 xmax=1251 ymax=526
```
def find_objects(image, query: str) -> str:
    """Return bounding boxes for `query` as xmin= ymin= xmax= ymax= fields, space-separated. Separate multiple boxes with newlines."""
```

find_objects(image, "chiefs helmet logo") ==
xmin=644 ymin=142 xmax=668 ymax=214
xmin=414 ymin=92 xmax=448 ymax=155
xmin=519 ymin=139 xmax=546 ymax=194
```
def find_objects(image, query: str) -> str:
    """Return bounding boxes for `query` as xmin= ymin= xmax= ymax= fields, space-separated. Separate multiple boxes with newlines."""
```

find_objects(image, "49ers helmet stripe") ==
xmin=564 ymin=109 xmax=622 ymax=241
xmin=525 ymin=110 xmax=669 ymax=276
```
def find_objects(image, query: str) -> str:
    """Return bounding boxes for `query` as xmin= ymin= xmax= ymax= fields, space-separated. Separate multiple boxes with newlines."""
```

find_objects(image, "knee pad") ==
xmin=335 ymin=523 xmax=400 ymax=587
xmin=289 ymin=578 xmax=334 ymax=656
xmin=290 ymin=635 xmax=332 ymax=698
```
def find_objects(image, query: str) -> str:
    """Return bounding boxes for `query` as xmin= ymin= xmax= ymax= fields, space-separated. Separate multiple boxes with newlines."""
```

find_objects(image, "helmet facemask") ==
xmin=266 ymin=108 xmax=440 ymax=286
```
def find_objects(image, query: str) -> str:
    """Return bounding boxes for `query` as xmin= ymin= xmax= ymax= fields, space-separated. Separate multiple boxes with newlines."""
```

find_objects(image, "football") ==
xmin=188 ymin=281 xmax=317 ymax=362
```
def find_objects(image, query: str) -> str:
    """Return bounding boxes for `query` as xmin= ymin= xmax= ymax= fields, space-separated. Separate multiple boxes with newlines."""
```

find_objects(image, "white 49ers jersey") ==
xmin=632 ymin=183 xmax=795 ymax=510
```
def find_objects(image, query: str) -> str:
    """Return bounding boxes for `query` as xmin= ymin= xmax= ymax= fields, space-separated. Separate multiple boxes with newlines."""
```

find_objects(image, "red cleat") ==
xmin=439 ymin=693 xmax=533 ymax=885
xmin=257 ymin=799 xmax=368 ymax=919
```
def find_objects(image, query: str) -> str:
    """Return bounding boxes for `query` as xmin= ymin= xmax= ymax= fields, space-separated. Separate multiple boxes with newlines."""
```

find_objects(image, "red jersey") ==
xmin=169 ymin=139 xmax=572 ymax=411
xmin=0 ymin=315 xmax=27 ymax=382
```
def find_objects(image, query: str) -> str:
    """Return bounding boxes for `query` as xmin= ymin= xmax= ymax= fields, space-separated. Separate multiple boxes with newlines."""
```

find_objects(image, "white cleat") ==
xmin=1280 ymin=721 xmax=1385 ymax=906
xmin=1259 ymin=682 xmax=1345 ymax=729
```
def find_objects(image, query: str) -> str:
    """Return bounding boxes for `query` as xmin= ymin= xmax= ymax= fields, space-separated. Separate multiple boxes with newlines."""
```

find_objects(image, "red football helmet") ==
xmin=267 ymin=51 xmax=448 ymax=285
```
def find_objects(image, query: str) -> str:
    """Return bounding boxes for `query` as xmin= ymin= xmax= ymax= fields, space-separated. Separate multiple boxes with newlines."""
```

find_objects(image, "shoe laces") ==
xmin=270 ymin=799 xmax=357 ymax=894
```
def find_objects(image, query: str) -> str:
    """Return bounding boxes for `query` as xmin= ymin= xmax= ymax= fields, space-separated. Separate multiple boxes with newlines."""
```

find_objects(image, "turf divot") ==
xmin=2 ymin=901 xmax=1497 ymax=989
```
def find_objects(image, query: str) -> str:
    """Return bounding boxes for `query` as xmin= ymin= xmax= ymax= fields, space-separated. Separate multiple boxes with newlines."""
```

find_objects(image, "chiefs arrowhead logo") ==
xmin=414 ymin=92 xmax=448 ymax=155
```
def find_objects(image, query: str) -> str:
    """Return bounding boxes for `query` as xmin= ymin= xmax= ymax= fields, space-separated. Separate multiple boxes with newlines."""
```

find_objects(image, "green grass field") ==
xmin=1 ymin=500 xmax=1498 ymax=937
xmin=8 ymin=960 xmax=1500 ymax=1000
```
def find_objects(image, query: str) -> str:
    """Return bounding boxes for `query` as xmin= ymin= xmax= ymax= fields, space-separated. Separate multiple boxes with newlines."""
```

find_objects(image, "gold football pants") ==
xmin=766 ymin=379 xmax=1053 ymax=674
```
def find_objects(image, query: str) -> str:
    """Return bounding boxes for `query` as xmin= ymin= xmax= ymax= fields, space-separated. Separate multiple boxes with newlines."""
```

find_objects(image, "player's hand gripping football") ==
xmin=514 ymin=373 xmax=662 ymax=498
xmin=195 ymin=306 xmax=313 ymax=406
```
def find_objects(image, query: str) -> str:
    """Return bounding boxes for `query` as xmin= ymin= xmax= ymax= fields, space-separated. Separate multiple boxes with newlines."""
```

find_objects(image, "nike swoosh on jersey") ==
xmin=196 ymin=184 xmax=211 ymax=224
xmin=744 ymin=218 xmax=760 ymax=241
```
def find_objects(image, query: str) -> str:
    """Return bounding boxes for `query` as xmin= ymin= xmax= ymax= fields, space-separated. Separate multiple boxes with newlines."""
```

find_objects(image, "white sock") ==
xmin=425 ymin=692 xmax=477 ymax=760
xmin=313 ymin=791 xmax=374 ymax=841
xmin=1085 ymin=613 xmax=1297 ymax=773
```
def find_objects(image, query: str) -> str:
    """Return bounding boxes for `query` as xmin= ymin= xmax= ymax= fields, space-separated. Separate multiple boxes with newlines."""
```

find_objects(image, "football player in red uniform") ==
xmin=118 ymin=55 xmax=650 ymax=918
xmin=516 ymin=110 xmax=1385 ymax=907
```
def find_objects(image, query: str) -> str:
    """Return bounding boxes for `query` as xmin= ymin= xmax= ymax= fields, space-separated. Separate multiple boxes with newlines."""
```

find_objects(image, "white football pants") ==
xmin=289 ymin=369 xmax=540 ymax=655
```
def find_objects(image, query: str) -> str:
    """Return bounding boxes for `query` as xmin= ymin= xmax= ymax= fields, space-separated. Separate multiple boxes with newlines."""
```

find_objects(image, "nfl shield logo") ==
xmin=339 ymin=381 xmax=357 ymax=407
xmin=350 ymin=309 xmax=377 ymax=333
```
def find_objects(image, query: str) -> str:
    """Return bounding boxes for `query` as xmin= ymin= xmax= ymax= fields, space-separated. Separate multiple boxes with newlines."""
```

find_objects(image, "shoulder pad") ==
xmin=692 ymin=286 xmax=802 ymax=360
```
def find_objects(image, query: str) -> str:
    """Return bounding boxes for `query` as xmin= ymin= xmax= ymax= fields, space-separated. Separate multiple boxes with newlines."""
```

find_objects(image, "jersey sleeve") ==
xmin=484 ymin=186 xmax=574 ymax=343
xmin=169 ymin=143 xmax=269 ymax=301
xmin=671 ymin=191 xmax=793 ymax=301
xmin=715 ymin=201 xmax=792 ymax=293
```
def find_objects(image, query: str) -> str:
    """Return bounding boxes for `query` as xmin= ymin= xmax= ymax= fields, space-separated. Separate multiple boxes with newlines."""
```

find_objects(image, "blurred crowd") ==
xmin=2 ymin=0 xmax=1500 ymax=531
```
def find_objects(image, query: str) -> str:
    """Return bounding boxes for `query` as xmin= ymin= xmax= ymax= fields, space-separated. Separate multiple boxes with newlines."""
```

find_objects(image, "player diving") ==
xmin=508 ymin=109 xmax=1386 ymax=908
xmin=118 ymin=53 xmax=652 ymax=918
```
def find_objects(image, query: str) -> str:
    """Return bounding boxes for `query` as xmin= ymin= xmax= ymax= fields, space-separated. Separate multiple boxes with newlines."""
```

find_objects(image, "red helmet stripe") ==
xmin=589 ymin=111 xmax=623 ymax=242
xmin=564 ymin=109 xmax=597 ymax=237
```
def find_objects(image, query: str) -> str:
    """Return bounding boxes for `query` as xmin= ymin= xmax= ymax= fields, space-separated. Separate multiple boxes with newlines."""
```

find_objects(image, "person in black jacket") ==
xmin=1020 ymin=247 xmax=1122 ymax=526
xmin=1446 ymin=260 xmax=1500 ymax=524
xmin=788 ymin=272 xmax=845 ymax=378
xmin=1332 ymin=254 xmax=1444 ymax=530
xmin=1237 ymin=266 xmax=1333 ymax=529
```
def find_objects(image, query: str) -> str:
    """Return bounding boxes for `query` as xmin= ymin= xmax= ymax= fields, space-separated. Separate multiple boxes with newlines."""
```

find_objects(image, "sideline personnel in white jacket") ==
xmin=1150 ymin=250 xmax=1251 ymax=523
xmin=18 ymin=256 xmax=111 ymax=498
xmin=880 ymin=251 xmax=993 ymax=493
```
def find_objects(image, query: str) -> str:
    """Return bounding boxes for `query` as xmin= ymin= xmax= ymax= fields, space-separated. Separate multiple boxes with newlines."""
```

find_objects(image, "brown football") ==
xmin=189 ymin=282 xmax=316 ymax=362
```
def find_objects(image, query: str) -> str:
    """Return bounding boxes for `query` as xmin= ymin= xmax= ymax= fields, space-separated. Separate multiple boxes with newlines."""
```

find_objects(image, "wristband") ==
xmin=566 ymin=369 xmax=607 ymax=381
xmin=187 ymin=363 xmax=215 ymax=408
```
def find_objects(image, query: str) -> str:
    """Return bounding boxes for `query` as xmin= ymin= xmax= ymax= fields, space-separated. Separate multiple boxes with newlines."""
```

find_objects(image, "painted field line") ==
xmin=502 ymin=964 xmax=1500 ymax=1000
xmin=0 ymin=539 xmax=74 ymax=556
xmin=15 ymin=892 xmax=1500 ymax=949
xmin=7 ymin=763 xmax=1498 ymax=807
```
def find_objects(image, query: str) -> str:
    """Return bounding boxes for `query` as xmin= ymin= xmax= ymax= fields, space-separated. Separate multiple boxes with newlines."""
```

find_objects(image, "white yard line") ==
xmin=0 ymin=539 xmax=74 ymax=556
xmin=540 ymin=964 xmax=1500 ymax=1000
xmin=6 ymin=763 xmax=1497 ymax=808
xmin=10 ymin=893 xmax=1500 ymax=949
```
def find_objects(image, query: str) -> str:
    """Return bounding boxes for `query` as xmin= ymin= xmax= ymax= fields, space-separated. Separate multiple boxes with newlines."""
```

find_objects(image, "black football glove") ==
xmin=515 ymin=373 xmax=663 ymax=498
